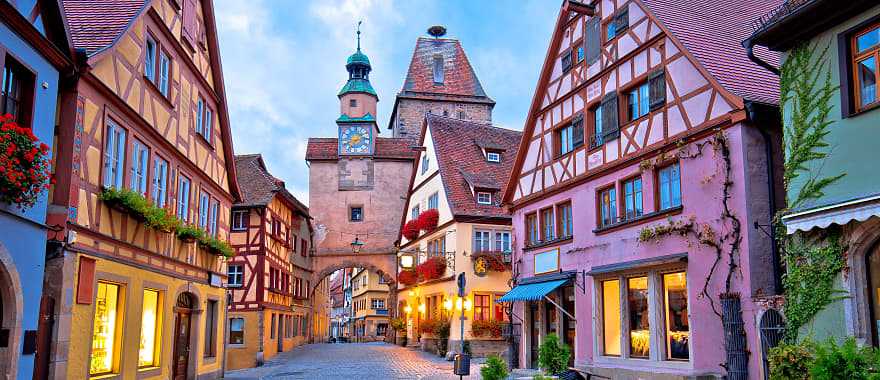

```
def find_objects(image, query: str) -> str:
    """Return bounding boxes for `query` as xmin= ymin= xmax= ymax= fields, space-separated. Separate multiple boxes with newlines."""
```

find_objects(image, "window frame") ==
xmin=428 ymin=192 xmax=439 ymax=210
xmin=486 ymin=151 xmax=501 ymax=163
xmin=656 ymin=162 xmax=682 ymax=211
xmin=227 ymin=264 xmax=243 ymax=287
xmin=158 ymin=49 xmax=171 ymax=97
xmin=625 ymin=81 xmax=650 ymax=123
xmin=539 ymin=207 xmax=555 ymax=242
xmin=589 ymin=104 xmax=604 ymax=149
xmin=102 ymin=119 xmax=127 ymax=189
xmin=90 ymin=281 xmax=124 ymax=376
xmin=198 ymin=190 xmax=210 ymax=229
xmin=476 ymin=191 xmax=493 ymax=205
xmin=852 ymin=22 xmax=880 ymax=112
xmin=144 ymin=33 xmax=158 ymax=83
xmin=561 ymin=49 xmax=573 ymax=73
xmin=137 ymin=288 xmax=162 ymax=368
xmin=176 ymin=173 xmax=191 ymax=221
xmin=473 ymin=293 xmax=491 ymax=321
xmin=231 ymin=209 xmax=248 ymax=231
xmin=229 ymin=317 xmax=245 ymax=345
xmin=349 ymin=206 xmax=364 ymax=222
xmin=621 ymin=174 xmax=644 ymax=222
xmin=555 ymin=201 xmax=573 ymax=239
xmin=597 ymin=184 xmax=618 ymax=228
xmin=1 ymin=54 xmax=36 ymax=127
xmin=474 ymin=230 xmax=492 ymax=253
xmin=151 ymin=155 xmax=169 ymax=208
xmin=525 ymin=212 xmax=540 ymax=245
xmin=204 ymin=299 xmax=218 ymax=358
xmin=129 ymin=138 xmax=150 ymax=195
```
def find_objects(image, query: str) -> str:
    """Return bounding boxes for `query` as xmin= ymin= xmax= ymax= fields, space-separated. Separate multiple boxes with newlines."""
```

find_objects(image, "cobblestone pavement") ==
xmin=223 ymin=342 xmax=484 ymax=380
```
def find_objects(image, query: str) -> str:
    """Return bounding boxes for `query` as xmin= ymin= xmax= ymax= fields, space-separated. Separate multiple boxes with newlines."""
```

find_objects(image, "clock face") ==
xmin=340 ymin=125 xmax=372 ymax=155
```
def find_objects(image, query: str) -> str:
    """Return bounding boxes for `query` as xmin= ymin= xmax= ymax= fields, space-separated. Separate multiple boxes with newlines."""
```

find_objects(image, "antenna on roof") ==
xmin=427 ymin=25 xmax=447 ymax=38
xmin=356 ymin=20 xmax=363 ymax=51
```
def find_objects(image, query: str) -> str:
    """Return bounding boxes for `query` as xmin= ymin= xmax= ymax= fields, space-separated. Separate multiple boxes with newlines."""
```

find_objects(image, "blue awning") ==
xmin=496 ymin=279 xmax=568 ymax=302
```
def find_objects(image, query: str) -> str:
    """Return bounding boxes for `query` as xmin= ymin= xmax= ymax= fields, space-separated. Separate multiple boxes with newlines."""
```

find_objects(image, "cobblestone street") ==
xmin=223 ymin=342 xmax=484 ymax=380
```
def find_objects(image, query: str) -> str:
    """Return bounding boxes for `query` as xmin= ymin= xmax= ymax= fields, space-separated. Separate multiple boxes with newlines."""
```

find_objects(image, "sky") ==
xmin=214 ymin=0 xmax=559 ymax=205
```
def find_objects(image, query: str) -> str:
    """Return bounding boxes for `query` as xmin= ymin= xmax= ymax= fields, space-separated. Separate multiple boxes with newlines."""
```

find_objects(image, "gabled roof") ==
xmin=234 ymin=154 xmax=308 ymax=216
xmin=398 ymin=37 xmax=494 ymax=104
xmin=62 ymin=0 xmax=147 ymax=56
xmin=643 ymin=0 xmax=782 ymax=105
xmin=305 ymin=137 xmax=417 ymax=161
xmin=426 ymin=114 xmax=521 ymax=219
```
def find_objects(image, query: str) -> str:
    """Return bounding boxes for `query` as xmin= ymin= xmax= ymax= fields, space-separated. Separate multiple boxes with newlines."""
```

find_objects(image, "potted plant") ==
xmin=417 ymin=256 xmax=446 ymax=281
xmin=417 ymin=209 xmax=439 ymax=231
xmin=402 ymin=219 xmax=420 ymax=240
xmin=0 ymin=115 xmax=52 ymax=209
xmin=538 ymin=333 xmax=570 ymax=376
xmin=391 ymin=318 xmax=408 ymax=346
xmin=471 ymin=319 xmax=503 ymax=338
xmin=176 ymin=224 xmax=204 ymax=242
xmin=480 ymin=354 xmax=509 ymax=380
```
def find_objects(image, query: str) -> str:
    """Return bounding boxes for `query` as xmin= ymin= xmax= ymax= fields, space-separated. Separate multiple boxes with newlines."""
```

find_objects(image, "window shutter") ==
xmin=585 ymin=16 xmax=600 ymax=65
xmin=601 ymin=92 xmax=620 ymax=141
xmin=572 ymin=116 xmax=584 ymax=148
xmin=75 ymin=257 xmax=96 ymax=305
xmin=182 ymin=0 xmax=197 ymax=48
xmin=649 ymin=69 xmax=666 ymax=111
xmin=615 ymin=9 xmax=629 ymax=35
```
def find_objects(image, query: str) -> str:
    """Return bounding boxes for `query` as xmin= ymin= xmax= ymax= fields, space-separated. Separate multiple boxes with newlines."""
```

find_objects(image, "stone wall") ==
xmin=392 ymin=98 xmax=493 ymax=141
xmin=448 ymin=339 xmax=508 ymax=358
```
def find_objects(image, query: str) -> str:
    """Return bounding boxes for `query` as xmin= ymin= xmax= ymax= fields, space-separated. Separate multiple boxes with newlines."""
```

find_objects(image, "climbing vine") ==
xmin=776 ymin=42 xmax=847 ymax=342
xmin=639 ymin=131 xmax=742 ymax=317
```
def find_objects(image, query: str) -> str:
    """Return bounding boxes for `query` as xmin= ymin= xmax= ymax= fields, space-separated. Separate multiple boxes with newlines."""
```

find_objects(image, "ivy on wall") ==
xmin=776 ymin=42 xmax=847 ymax=342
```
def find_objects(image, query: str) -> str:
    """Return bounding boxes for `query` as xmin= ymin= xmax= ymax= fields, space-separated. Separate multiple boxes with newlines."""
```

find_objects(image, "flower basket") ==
xmin=471 ymin=252 xmax=509 ymax=272
xmin=176 ymin=224 xmax=204 ymax=242
xmin=419 ymin=319 xmax=439 ymax=335
xmin=471 ymin=319 xmax=503 ymax=338
xmin=99 ymin=188 xmax=178 ymax=231
xmin=398 ymin=269 xmax=418 ymax=286
xmin=417 ymin=256 xmax=446 ymax=281
xmin=417 ymin=209 xmax=439 ymax=231
xmin=0 ymin=115 xmax=52 ymax=209
xmin=198 ymin=235 xmax=235 ymax=258
xmin=402 ymin=219 xmax=420 ymax=240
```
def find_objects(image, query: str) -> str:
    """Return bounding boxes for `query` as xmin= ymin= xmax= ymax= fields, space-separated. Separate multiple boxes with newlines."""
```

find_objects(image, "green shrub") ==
xmin=480 ymin=354 xmax=508 ymax=380
xmin=810 ymin=337 xmax=880 ymax=380
xmin=769 ymin=341 xmax=814 ymax=380
xmin=537 ymin=333 xmax=570 ymax=375
xmin=198 ymin=235 xmax=235 ymax=258
xmin=390 ymin=317 xmax=407 ymax=332
xmin=99 ymin=187 xmax=178 ymax=231
xmin=176 ymin=224 xmax=205 ymax=241
xmin=436 ymin=317 xmax=451 ymax=357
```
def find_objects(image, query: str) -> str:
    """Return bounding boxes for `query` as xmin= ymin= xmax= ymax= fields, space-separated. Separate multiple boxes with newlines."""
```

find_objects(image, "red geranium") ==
xmin=417 ymin=209 xmax=439 ymax=231
xmin=0 ymin=115 xmax=51 ymax=208
xmin=398 ymin=269 xmax=418 ymax=286
xmin=402 ymin=219 xmax=420 ymax=240
xmin=416 ymin=256 xmax=447 ymax=281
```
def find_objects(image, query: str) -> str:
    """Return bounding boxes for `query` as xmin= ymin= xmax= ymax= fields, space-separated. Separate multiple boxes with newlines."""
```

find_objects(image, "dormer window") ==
xmin=476 ymin=192 xmax=492 ymax=205
xmin=486 ymin=151 xmax=501 ymax=163
xmin=433 ymin=55 xmax=444 ymax=84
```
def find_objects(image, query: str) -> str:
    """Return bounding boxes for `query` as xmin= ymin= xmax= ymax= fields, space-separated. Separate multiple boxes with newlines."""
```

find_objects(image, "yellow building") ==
xmin=226 ymin=155 xmax=317 ymax=369
xmin=350 ymin=268 xmax=391 ymax=341
xmin=311 ymin=277 xmax=331 ymax=343
xmin=397 ymin=115 xmax=521 ymax=357
xmin=43 ymin=1 xmax=238 ymax=379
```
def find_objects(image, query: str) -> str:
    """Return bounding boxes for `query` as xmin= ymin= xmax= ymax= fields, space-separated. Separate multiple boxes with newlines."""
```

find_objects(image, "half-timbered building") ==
xmin=43 ymin=1 xmax=239 ymax=379
xmin=500 ymin=1 xmax=784 ymax=378
xmin=226 ymin=154 xmax=315 ymax=370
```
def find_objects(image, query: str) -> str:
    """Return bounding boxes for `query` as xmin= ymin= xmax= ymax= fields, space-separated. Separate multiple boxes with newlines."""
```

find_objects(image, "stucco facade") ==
xmin=503 ymin=1 xmax=783 ymax=378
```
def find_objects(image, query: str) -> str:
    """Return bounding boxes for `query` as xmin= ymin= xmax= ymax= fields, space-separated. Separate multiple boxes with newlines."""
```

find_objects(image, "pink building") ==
xmin=499 ymin=1 xmax=785 ymax=379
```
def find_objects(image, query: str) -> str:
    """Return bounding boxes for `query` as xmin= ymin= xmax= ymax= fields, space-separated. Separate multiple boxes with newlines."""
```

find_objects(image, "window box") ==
xmin=99 ymin=187 xmax=179 ymax=232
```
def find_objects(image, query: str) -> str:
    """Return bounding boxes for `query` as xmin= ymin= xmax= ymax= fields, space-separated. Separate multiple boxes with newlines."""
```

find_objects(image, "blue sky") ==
xmin=215 ymin=0 xmax=559 ymax=204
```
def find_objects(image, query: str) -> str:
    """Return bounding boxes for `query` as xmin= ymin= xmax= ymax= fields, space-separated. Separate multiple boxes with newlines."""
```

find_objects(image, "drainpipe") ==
xmin=743 ymin=38 xmax=780 ymax=76
xmin=745 ymin=101 xmax=783 ymax=295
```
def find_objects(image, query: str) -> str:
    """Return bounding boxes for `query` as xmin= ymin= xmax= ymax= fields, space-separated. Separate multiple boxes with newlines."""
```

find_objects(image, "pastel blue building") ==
xmin=0 ymin=0 xmax=70 ymax=378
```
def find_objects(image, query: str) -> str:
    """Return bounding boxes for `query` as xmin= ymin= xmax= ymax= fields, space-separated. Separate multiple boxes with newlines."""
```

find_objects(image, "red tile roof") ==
xmin=398 ymin=37 xmax=494 ymax=104
xmin=644 ymin=0 xmax=783 ymax=104
xmin=234 ymin=154 xmax=308 ymax=214
xmin=62 ymin=0 xmax=147 ymax=56
xmin=305 ymin=137 xmax=417 ymax=161
xmin=427 ymin=114 xmax=521 ymax=219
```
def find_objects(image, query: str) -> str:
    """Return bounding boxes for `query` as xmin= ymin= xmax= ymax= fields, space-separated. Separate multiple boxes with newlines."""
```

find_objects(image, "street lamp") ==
xmin=350 ymin=235 xmax=364 ymax=253
xmin=404 ymin=305 xmax=413 ymax=314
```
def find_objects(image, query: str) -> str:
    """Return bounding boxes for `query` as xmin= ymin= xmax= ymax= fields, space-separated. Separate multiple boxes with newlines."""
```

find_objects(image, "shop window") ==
xmin=90 ymin=282 xmax=122 ymax=376
xmin=229 ymin=318 xmax=244 ymax=344
xmin=473 ymin=294 xmax=491 ymax=321
xmin=601 ymin=280 xmax=621 ymax=356
xmin=204 ymin=299 xmax=217 ymax=357
xmin=138 ymin=289 xmax=161 ymax=368
xmin=628 ymin=277 xmax=650 ymax=358
xmin=663 ymin=272 xmax=689 ymax=360
xmin=658 ymin=163 xmax=682 ymax=210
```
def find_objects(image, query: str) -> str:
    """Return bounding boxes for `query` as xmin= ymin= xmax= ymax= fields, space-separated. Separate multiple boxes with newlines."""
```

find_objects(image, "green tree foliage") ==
xmin=537 ymin=333 xmax=570 ymax=375
xmin=480 ymin=354 xmax=509 ymax=380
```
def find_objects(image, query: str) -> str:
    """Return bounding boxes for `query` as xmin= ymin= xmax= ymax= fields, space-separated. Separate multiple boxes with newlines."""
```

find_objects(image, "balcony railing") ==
xmin=749 ymin=0 xmax=814 ymax=36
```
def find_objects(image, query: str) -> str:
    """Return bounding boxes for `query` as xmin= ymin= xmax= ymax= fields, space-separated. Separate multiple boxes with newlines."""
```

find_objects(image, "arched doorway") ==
xmin=0 ymin=243 xmax=22 ymax=379
xmin=172 ymin=292 xmax=195 ymax=380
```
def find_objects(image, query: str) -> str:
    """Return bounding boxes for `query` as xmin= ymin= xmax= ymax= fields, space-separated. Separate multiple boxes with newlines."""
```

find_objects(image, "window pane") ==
xmin=639 ymin=84 xmax=650 ymax=116
xmin=857 ymin=27 xmax=880 ymax=53
xmin=671 ymin=164 xmax=681 ymax=207
xmin=628 ymin=277 xmax=650 ymax=358
xmin=602 ymin=280 xmax=621 ymax=356
xmin=230 ymin=318 xmax=244 ymax=344
xmin=139 ymin=289 xmax=160 ymax=367
xmin=91 ymin=282 xmax=120 ymax=375
xmin=858 ymin=56 xmax=877 ymax=107
xmin=664 ymin=272 xmax=689 ymax=360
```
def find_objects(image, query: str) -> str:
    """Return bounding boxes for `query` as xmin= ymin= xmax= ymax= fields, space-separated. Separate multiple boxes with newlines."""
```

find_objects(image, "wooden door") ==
xmin=172 ymin=311 xmax=192 ymax=380
xmin=277 ymin=315 xmax=284 ymax=352
xmin=529 ymin=302 xmax=540 ymax=369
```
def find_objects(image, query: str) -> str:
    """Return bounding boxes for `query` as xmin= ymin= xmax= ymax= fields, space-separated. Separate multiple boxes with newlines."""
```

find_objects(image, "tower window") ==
xmin=433 ymin=55 xmax=444 ymax=84
xmin=350 ymin=99 xmax=357 ymax=107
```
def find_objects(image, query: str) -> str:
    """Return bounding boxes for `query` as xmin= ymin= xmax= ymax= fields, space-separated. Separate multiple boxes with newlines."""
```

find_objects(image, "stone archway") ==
xmin=0 ymin=241 xmax=23 ymax=380
xmin=843 ymin=217 xmax=880 ymax=344
xmin=309 ymin=253 xmax=399 ymax=342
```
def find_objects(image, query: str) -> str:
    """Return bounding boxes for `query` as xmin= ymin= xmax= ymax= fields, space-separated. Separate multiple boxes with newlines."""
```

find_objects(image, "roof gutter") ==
xmin=743 ymin=37 xmax=780 ymax=76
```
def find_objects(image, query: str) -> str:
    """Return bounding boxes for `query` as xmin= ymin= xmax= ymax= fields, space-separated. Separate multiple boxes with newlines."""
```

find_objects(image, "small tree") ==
xmin=537 ymin=333 xmax=570 ymax=375
xmin=480 ymin=354 xmax=509 ymax=380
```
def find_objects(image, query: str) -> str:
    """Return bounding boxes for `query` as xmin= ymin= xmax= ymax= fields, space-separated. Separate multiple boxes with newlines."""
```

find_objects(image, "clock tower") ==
xmin=337 ymin=24 xmax=379 ymax=156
